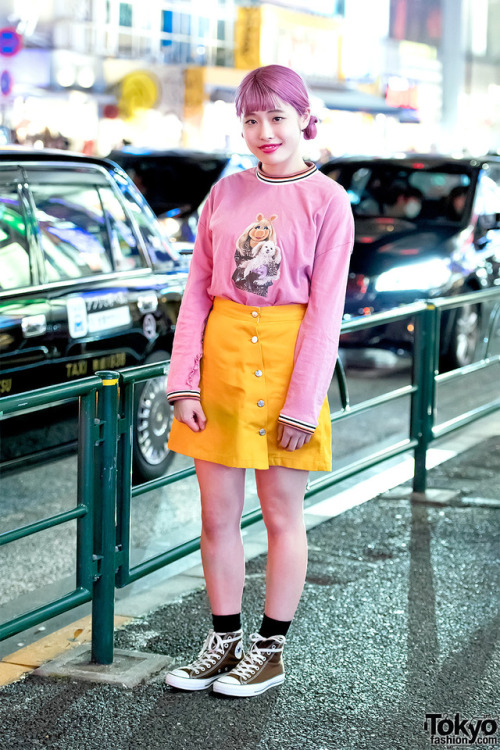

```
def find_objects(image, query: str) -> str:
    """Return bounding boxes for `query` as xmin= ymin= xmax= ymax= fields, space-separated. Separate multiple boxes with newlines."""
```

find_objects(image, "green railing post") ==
xmin=412 ymin=304 xmax=438 ymax=495
xmin=91 ymin=371 xmax=119 ymax=665
xmin=115 ymin=372 xmax=133 ymax=588
xmin=76 ymin=390 xmax=97 ymax=594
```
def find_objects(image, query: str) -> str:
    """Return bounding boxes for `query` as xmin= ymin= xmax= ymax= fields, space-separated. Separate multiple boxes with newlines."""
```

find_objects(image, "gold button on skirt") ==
xmin=168 ymin=297 xmax=332 ymax=471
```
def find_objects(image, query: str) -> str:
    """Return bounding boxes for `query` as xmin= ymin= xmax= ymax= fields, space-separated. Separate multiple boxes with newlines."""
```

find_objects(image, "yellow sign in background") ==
xmin=119 ymin=71 xmax=160 ymax=119
xmin=235 ymin=6 xmax=262 ymax=71
xmin=234 ymin=4 xmax=342 ymax=79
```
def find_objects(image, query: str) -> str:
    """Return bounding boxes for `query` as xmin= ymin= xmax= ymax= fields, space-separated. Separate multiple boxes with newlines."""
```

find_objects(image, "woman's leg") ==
xmin=254 ymin=466 xmax=309 ymax=621
xmin=194 ymin=459 xmax=246 ymax=616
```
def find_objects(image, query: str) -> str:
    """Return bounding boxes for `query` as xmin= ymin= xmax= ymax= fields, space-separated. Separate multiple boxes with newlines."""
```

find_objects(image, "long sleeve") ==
xmin=166 ymin=198 xmax=214 ymax=402
xmin=278 ymin=195 xmax=354 ymax=433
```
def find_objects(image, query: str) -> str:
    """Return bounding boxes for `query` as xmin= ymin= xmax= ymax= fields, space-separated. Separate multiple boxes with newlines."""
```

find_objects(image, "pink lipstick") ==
xmin=260 ymin=144 xmax=281 ymax=153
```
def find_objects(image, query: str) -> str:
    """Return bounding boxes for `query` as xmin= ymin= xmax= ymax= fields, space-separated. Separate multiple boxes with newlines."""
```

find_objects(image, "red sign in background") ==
xmin=0 ymin=28 xmax=23 ymax=57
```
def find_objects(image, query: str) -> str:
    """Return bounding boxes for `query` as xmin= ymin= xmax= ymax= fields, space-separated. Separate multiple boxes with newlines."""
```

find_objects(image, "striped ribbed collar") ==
xmin=256 ymin=161 xmax=317 ymax=184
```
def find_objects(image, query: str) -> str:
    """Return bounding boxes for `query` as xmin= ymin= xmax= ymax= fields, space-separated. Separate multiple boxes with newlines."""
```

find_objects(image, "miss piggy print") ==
xmin=232 ymin=213 xmax=281 ymax=297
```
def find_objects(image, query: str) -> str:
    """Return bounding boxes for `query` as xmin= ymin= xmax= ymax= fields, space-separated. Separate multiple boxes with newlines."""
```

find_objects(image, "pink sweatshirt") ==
xmin=166 ymin=161 xmax=354 ymax=433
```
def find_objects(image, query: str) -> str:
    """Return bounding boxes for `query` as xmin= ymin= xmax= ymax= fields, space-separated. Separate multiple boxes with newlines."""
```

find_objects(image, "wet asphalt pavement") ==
xmin=0 ymin=435 xmax=499 ymax=750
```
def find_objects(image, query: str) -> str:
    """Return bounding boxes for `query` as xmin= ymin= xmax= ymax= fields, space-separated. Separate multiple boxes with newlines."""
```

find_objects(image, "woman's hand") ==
xmin=277 ymin=423 xmax=312 ymax=451
xmin=173 ymin=398 xmax=207 ymax=432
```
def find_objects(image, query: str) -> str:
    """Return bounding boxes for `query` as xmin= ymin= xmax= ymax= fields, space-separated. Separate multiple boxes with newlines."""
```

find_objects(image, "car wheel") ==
xmin=441 ymin=303 xmax=481 ymax=371
xmin=133 ymin=350 xmax=173 ymax=481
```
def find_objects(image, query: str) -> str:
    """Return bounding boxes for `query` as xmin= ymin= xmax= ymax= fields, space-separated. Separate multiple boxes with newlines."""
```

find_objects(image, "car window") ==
xmin=0 ymin=181 xmax=31 ymax=290
xmin=474 ymin=170 xmax=500 ymax=231
xmin=115 ymin=174 xmax=180 ymax=268
xmin=327 ymin=164 xmax=472 ymax=222
xmin=30 ymin=180 xmax=114 ymax=281
xmin=98 ymin=185 xmax=146 ymax=271
xmin=408 ymin=171 xmax=466 ymax=197
xmin=486 ymin=164 xmax=500 ymax=188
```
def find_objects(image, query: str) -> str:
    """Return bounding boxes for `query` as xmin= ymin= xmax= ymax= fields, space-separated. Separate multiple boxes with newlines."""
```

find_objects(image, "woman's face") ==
xmin=241 ymin=99 xmax=310 ymax=176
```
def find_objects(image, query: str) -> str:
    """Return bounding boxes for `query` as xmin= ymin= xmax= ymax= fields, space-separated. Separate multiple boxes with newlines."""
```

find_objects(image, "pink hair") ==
xmin=235 ymin=65 xmax=319 ymax=140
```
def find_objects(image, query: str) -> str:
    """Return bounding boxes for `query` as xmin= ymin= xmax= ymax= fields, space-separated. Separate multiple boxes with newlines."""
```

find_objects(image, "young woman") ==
xmin=165 ymin=64 xmax=354 ymax=698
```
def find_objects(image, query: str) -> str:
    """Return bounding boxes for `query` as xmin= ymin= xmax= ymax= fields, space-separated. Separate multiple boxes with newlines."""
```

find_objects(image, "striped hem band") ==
xmin=278 ymin=414 xmax=316 ymax=434
xmin=167 ymin=390 xmax=201 ymax=403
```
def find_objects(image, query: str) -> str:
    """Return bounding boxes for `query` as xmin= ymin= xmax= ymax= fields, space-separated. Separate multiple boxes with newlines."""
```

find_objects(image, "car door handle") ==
xmin=22 ymin=314 xmax=47 ymax=338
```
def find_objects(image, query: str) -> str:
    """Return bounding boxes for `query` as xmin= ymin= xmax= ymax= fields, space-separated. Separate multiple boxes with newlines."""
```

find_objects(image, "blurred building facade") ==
xmin=0 ymin=0 xmax=499 ymax=157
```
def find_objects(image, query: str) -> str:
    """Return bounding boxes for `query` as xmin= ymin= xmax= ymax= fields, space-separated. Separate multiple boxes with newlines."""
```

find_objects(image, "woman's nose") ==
xmin=259 ymin=120 xmax=273 ymax=139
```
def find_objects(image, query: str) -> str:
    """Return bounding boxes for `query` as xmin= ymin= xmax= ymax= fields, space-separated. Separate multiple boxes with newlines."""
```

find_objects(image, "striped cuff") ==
xmin=278 ymin=413 xmax=316 ymax=435
xmin=167 ymin=390 xmax=201 ymax=403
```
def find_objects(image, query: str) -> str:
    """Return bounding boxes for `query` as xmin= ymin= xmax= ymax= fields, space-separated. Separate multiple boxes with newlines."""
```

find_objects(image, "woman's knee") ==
xmin=196 ymin=461 xmax=245 ymax=537
xmin=201 ymin=500 xmax=243 ymax=538
xmin=261 ymin=503 xmax=304 ymax=537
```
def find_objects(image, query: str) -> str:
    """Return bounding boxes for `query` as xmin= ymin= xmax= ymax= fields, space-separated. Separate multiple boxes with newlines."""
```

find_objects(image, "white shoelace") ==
xmin=189 ymin=630 xmax=239 ymax=673
xmin=229 ymin=633 xmax=285 ymax=680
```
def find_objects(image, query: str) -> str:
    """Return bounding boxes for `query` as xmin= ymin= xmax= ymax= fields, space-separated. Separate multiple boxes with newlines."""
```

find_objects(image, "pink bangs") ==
xmin=235 ymin=65 xmax=309 ymax=118
xmin=235 ymin=74 xmax=282 ymax=118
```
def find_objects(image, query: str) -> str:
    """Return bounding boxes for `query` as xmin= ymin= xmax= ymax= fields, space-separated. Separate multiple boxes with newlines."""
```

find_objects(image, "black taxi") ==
xmin=0 ymin=149 xmax=188 ymax=479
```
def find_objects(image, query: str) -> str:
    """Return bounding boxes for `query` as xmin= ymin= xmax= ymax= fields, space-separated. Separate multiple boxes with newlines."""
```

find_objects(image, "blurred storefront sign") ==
xmin=118 ymin=71 xmax=160 ymax=119
xmin=97 ymin=61 xmax=184 ymax=153
xmin=385 ymin=77 xmax=419 ymax=110
xmin=103 ymin=59 xmax=184 ymax=119
xmin=184 ymin=67 xmax=205 ymax=110
xmin=235 ymin=4 xmax=342 ymax=80
xmin=389 ymin=0 xmax=442 ymax=46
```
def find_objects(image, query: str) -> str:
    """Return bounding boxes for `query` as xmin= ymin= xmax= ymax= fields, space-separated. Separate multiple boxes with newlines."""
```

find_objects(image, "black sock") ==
xmin=212 ymin=613 xmax=241 ymax=633
xmin=259 ymin=614 xmax=292 ymax=639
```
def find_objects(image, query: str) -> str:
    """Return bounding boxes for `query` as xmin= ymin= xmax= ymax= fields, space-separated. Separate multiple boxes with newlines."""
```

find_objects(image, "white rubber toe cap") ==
xmin=169 ymin=668 xmax=189 ymax=678
xmin=215 ymin=674 xmax=239 ymax=685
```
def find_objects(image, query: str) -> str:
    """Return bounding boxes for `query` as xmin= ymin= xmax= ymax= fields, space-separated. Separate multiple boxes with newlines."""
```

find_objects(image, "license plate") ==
xmin=87 ymin=306 xmax=131 ymax=333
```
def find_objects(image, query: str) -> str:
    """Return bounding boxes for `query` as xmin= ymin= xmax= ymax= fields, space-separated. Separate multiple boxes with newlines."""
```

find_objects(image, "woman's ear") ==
xmin=301 ymin=107 xmax=311 ymax=132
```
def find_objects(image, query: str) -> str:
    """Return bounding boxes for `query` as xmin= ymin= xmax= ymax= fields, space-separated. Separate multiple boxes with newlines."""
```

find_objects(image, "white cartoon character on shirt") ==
xmin=232 ymin=213 xmax=281 ymax=297
xmin=242 ymin=241 xmax=281 ymax=287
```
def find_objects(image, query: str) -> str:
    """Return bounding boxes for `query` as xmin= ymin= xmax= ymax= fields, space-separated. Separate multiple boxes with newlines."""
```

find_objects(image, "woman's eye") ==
xmin=273 ymin=117 xmax=284 ymax=122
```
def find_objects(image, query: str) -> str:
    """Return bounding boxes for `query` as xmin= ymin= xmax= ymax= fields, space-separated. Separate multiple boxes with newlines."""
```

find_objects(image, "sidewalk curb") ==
xmin=0 ymin=616 xmax=131 ymax=687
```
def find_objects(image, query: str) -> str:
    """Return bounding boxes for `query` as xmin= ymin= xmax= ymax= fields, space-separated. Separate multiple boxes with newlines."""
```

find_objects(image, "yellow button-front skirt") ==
xmin=168 ymin=297 xmax=332 ymax=471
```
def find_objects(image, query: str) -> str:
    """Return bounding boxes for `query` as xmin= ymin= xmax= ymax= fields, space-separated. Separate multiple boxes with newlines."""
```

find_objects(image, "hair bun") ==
xmin=303 ymin=114 xmax=319 ymax=140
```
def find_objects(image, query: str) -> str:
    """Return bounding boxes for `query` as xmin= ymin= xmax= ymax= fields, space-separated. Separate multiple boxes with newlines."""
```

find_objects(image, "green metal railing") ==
xmin=0 ymin=377 xmax=100 ymax=644
xmin=1 ymin=288 xmax=499 ymax=664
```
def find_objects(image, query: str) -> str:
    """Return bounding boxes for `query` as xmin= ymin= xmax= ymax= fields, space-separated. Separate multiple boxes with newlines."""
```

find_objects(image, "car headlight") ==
xmin=374 ymin=258 xmax=451 ymax=292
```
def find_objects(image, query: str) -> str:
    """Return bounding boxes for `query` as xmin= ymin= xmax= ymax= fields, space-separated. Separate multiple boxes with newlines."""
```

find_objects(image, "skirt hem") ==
xmin=168 ymin=442 xmax=331 ymax=472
